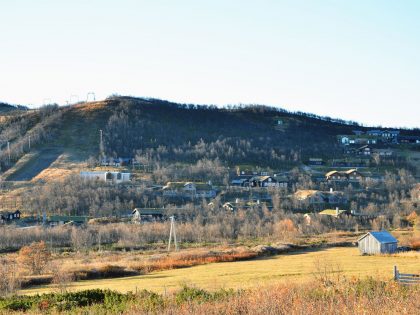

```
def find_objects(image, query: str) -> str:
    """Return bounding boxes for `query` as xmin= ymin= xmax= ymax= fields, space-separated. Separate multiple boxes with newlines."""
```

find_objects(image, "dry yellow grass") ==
xmin=21 ymin=247 xmax=420 ymax=296
xmin=73 ymin=100 xmax=109 ymax=113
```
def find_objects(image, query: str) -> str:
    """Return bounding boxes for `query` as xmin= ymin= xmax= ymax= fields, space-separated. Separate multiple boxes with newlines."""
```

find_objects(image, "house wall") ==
xmin=380 ymin=242 xmax=397 ymax=254
xmin=358 ymin=235 xmax=397 ymax=254
xmin=358 ymin=236 xmax=381 ymax=254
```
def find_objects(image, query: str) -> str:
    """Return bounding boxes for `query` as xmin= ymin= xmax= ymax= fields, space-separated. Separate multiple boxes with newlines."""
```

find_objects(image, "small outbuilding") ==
xmin=357 ymin=230 xmax=398 ymax=255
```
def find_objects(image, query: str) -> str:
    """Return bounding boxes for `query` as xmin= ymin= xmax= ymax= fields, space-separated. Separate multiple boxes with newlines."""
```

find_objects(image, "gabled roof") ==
xmin=344 ymin=169 xmax=358 ymax=174
xmin=358 ymin=231 xmax=397 ymax=244
xmin=325 ymin=171 xmax=339 ymax=177
xmin=133 ymin=208 xmax=163 ymax=215
xmin=319 ymin=209 xmax=347 ymax=216
xmin=294 ymin=190 xmax=323 ymax=200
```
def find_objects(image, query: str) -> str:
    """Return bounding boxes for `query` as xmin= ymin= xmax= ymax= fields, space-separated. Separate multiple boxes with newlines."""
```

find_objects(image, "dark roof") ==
xmin=133 ymin=208 xmax=163 ymax=215
xmin=358 ymin=231 xmax=397 ymax=244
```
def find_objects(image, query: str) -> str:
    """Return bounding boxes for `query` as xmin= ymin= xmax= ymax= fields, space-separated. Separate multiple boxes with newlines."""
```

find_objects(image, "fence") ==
xmin=394 ymin=265 xmax=420 ymax=285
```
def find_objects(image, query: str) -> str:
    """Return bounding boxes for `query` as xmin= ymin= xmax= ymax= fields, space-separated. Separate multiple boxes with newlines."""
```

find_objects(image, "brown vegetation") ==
xmin=17 ymin=241 xmax=51 ymax=275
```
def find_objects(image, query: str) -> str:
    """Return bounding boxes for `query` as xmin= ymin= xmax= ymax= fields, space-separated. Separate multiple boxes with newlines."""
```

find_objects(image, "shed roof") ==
xmin=358 ymin=231 xmax=397 ymax=244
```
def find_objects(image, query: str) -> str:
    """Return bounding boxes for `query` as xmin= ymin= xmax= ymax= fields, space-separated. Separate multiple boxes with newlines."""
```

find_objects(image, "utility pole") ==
xmin=99 ymin=129 xmax=104 ymax=159
xmin=87 ymin=92 xmax=96 ymax=102
xmin=28 ymin=136 xmax=31 ymax=151
xmin=7 ymin=141 xmax=10 ymax=165
xmin=167 ymin=216 xmax=178 ymax=252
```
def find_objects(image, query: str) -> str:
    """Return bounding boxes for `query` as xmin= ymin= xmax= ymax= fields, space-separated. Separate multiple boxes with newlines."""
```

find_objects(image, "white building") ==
xmin=80 ymin=171 xmax=131 ymax=184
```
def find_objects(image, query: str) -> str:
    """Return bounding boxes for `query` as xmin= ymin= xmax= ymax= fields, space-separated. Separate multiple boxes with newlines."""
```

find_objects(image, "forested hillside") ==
xmin=0 ymin=96 xmax=419 ymax=174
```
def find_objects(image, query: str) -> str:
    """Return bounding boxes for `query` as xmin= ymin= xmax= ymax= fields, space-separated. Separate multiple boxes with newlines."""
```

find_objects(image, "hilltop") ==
xmin=0 ymin=96 xmax=419 ymax=182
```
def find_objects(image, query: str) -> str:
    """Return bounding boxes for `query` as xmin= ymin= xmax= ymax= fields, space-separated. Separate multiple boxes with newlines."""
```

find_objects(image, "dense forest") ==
xmin=102 ymin=97 xmax=359 ymax=168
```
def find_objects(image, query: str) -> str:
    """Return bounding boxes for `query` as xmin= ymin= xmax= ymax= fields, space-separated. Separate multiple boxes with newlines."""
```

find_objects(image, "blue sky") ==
xmin=0 ymin=0 xmax=419 ymax=127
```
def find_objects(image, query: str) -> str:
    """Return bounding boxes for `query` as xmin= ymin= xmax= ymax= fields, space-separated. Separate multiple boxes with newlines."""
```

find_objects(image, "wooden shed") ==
xmin=357 ymin=231 xmax=398 ymax=255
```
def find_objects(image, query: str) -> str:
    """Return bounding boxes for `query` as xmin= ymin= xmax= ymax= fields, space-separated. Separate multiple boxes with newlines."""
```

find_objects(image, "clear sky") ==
xmin=0 ymin=0 xmax=419 ymax=127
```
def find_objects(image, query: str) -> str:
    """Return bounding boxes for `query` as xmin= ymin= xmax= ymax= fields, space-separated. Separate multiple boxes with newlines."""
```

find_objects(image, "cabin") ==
xmin=355 ymin=145 xmax=371 ymax=156
xmin=398 ymin=135 xmax=420 ymax=144
xmin=249 ymin=176 xmax=278 ymax=188
xmin=372 ymin=148 xmax=393 ymax=156
xmin=325 ymin=169 xmax=363 ymax=182
xmin=293 ymin=190 xmax=347 ymax=205
xmin=319 ymin=208 xmax=348 ymax=218
xmin=338 ymin=135 xmax=378 ymax=146
xmin=80 ymin=171 xmax=131 ymax=184
xmin=132 ymin=208 xmax=164 ymax=222
xmin=294 ymin=190 xmax=325 ymax=204
xmin=223 ymin=199 xmax=272 ymax=212
xmin=0 ymin=210 xmax=21 ymax=223
xmin=357 ymin=231 xmax=398 ymax=255
xmin=231 ymin=175 xmax=251 ymax=187
xmin=162 ymin=182 xmax=216 ymax=198
xmin=308 ymin=158 xmax=324 ymax=166
xmin=47 ymin=215 xmax=89 ymax=226
xmin=101 ymin=157 xmax=133 ymax=167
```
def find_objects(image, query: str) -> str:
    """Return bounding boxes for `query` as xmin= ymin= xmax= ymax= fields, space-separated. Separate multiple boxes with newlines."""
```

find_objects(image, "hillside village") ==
xmin=0 ymin=98 xmax=418 ymax=234
xmin=2 ymin=1 xmax=420 ymax=312
xmin=0 ymin=99 xmax=419 ymax=313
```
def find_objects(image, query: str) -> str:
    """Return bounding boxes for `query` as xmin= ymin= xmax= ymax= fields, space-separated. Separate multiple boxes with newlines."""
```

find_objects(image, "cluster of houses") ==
xmin=338 ymin=130 xmax=420 ymax=146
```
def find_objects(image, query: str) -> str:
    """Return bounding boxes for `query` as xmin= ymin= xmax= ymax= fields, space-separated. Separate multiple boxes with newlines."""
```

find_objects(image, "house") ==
xmin=294 ymin=190 xmax=325 ymax=204
xmin=325 ymin=169 xmax=363 ymax=182
xmin=381 ymin=130 xmax=400 ymax=140
xmin=101 ymin=157 xmax=133 ymax=167
xmin=293 ymin=190 xmax=347 ymax=205
xmin=308 ymin=158 xmax=324 ymax=166
xmin=80 ymin=171 xmax=131 ymax=184
xmin=0 ymin=210 xmax=21 ymax=223
xmin=162 ymin=182 xmax=216 ymax=198
xmin=249 ymin=176 xmax=278 ymax=188
xmin=323 ymin=190 xmax=348 ymax=204
xmin=352 ymin=130 xmax=364 ymax=136
xmin=372 ymin=148 xmax=393 ymax=156
xmin=338 ymin=135 xmax=351 ymax=145
xmin=366 ymin=130 xmax=383 ymax=137
xmin=132 ymin=208 xmax=164 ymax=222
xmin=398 ymin=135 xmax=420 ymax=144
xmin=231 ymin=175 xmax=252 ymax=187
xmin=366 ymin=130 xmax=400 ymax=143
xmin=355 ymin=145 xmax=371 ymax=156
xmin=319 ymin=208 xmax=348 ymax=218
xmin=47 ymin=215 xmax=89 ymax=226
xmin=273 ymin=174 xmax=289 ymax=189
xmin=223 ymin=199 xmax=272 ymax=212
xmin=339 ymin=135 xmax=378 ymax=146
xmin=357 ymin=231 xmax=398 ymax=255
xmin=195 ymin=182 xmax=217 ymax=198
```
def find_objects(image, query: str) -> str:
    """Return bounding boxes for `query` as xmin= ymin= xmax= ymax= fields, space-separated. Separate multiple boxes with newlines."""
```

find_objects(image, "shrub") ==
xmin=17 ymin=241 xmax=51 ymax=275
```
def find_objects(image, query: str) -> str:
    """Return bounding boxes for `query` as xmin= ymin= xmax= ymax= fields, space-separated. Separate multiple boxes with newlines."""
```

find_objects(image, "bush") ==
xmin=17 ymin=241 xmax=51 ymax=275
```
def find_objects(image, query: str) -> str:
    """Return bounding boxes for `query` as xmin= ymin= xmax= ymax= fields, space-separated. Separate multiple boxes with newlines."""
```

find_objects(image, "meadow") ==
xmin=21 ymin=246 xmax=420 ymax=296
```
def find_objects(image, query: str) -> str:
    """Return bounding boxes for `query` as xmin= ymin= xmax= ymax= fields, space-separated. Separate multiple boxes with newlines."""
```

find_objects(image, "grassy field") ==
xmin=21 ymin=247 xmax=420 ymax=296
